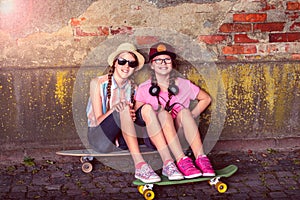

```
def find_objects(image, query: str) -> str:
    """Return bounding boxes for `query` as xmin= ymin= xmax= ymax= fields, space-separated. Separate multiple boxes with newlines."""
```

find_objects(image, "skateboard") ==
xmin=56 ymin=145 xmax=158 ymax=173
xmin=133 ymin=164 xmax=238 ymax=200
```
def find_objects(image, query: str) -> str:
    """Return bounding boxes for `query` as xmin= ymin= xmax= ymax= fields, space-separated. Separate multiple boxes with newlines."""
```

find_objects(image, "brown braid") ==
xmin=106 ymin=65 xmax=115 ymax=110
xmin=129 ymin=77 xmax=136 ymax=108
xmin=150 ymin=70 xmax=157 ymax=86
xmin=168 ymin=70 xmax=177 ymax=98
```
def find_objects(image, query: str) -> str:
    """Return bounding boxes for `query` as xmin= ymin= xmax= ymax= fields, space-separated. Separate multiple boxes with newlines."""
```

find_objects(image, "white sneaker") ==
xmin=162 ymin=161 xmax=184 ymax=180
xmin=135 ymin=163 xmax=161 ymax=183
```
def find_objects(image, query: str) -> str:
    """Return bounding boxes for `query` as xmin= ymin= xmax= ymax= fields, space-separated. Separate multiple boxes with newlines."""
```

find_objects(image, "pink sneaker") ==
xmin=195 ymin=155 xmax=215 ymax=176
xmin=135 ymin=163 xmax=161 ymax=183
xmin=177 ymin=156 xmax=202 ymax=179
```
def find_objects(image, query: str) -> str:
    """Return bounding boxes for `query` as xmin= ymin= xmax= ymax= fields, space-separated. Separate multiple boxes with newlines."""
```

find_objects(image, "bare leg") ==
xmin=119 ymin=105 xmax=144 ymax=166
xmin=176 ymin=108 xmax=204 ymax=158
xmin=157 ymin=110 xmax=185 ymax=161
xmin=141 ymin=104 xmax=174 ymax=163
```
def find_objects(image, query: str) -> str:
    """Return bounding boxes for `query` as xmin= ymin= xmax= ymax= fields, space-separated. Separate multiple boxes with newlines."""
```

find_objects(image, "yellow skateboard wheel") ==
xmin=215 ymin=182 xmax=227 ymax=193
xmin=138 ymin=185 xmax=144 ymax=194
xmin=143 ymin=189 xmax=155 ymax=200
xmin=81 ymin=162 xmax=93 ymax=173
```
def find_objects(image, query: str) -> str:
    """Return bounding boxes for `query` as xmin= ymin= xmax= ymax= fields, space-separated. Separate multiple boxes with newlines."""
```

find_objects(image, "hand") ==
xmin=112 ymin=101 xmax=127 ymax=112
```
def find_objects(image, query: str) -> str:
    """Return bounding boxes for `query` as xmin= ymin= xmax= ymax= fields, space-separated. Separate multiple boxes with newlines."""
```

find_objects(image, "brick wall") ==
xmin=0 ymin=0 xmax=299 ymax=154
xmin=198 ymin=0 xmax=300 ymax=61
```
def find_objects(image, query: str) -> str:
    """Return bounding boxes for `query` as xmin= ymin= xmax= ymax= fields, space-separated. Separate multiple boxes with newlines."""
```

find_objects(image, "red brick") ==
xmin=70 ymin=17 xmax=86 ymax=27
xmin=222 ymin=45 xmax=257 ymax=55
xmin=287 ymin=1 xmax=300 ymax=10
xmin=110 ymin=26 xmax=133 ymax=35
xmin=233 ymin=13 xmax=267 ymax=22
xmin=136 ymin=36 xmax=159 ymax=45
xmin=286 ymin=12 xmax=300 ymax=21
xmin=198 ymin=35 xmax=229 ymax=44
xmin=219 ymin=23 xmax=252 ymax=33
xmin=260 ymin=3 xmax=276 ymax=11
xmin=253 ymin=22 xmax=285 ymax=32
xmin=269 ymin=32 xmax=300 ymax=42
xmin=75 ymin=27 xmax=99 ymax=36
xmin=290 ymin=22 xmax=300 ymax=31
xmin=292 ymin=54 xmax=300 ymax=60
xmin=97 ymin=26 xmax=109 ymax=36
xmin=224 ymin=56 xmax=239 ymax=61
xmin=234 ymin=34 xmax=259 ymax=43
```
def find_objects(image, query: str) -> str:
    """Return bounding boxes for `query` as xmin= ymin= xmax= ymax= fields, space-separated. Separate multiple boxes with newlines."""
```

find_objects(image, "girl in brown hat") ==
xmin=135 ymin=42 xmax=215 ymax=179
xmin=86 ymin=43 xmax=183 ymax=183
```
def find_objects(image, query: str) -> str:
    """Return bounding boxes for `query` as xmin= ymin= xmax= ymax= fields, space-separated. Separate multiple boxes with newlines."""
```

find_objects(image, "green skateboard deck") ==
xmin=133 ymin=164 xmax=238 ymax=199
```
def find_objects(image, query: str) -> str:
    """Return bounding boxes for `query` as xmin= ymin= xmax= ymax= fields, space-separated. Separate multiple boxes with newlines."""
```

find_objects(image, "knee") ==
xmin=158 ymin=109 xmax=173 ymax=120
xmin=141 ymin=104 xmax=155 ymax=118
xmin=177 ymin=108 xmax=192 ymax=118
xmin=141 ymin=104 xmax=154 ymax=113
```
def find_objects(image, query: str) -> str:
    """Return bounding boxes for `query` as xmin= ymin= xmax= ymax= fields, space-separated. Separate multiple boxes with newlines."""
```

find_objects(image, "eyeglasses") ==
xmin=152 ymin=58 xmax=172 ymax=64
xmin=117 ymin=58 xmax=138 ymax=68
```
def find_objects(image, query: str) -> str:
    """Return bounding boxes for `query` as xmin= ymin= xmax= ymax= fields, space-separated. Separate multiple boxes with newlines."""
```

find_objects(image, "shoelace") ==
xmin=180 ymin=158 xmax=195 ymax=170
xmin=164 ymin=163 xmax=177 ymax=174
xmin=139 ymin=165 xmax=155 ymax=178
xmin=199 ymin=158 xmax=213 ymax=170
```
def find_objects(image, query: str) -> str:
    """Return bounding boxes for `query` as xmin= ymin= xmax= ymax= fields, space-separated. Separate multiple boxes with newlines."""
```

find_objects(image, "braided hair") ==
xmin=106 ymin=52 xmax=138 ymax=110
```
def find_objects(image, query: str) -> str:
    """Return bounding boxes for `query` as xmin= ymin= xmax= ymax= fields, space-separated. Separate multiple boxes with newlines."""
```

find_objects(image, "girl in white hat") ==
xmin=86 ymin=43 xmax=183 ymax=183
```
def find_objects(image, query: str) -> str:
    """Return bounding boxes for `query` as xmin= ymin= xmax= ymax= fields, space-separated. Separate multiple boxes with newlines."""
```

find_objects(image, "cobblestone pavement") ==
xmin=0 ymin=148 xmax=299 ymax=200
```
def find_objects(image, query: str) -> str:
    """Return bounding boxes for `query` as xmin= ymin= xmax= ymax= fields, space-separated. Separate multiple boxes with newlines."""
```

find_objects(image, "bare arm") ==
xmin=134 ymin=100 xmax=145 ymax=111
xmin=190 ymin=89 xmax=211 ymax=118
xmin=90 ymin=78 xmax=114 ymax=125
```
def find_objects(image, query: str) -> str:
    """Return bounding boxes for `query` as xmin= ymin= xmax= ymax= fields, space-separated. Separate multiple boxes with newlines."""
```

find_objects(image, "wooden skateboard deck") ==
xmin=56 ymin=145 xmax=158 ymax=173
xmin=133 ymin=164 xmax=238 ymax=199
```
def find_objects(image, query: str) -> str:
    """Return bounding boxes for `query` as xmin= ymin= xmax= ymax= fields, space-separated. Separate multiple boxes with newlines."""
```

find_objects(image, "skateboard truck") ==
xmin=208 ymin=176 xmax=228 ymax=193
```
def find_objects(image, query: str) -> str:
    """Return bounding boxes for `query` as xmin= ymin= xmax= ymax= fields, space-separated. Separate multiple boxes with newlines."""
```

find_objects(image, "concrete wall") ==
xmin=0 ymin=0 xmax=299 ymax=157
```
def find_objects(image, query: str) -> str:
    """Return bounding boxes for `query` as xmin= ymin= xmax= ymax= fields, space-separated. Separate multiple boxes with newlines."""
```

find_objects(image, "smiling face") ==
xmin=151 ymin=54 xmax=173 ymax=77
xmin=113 ymin=52 xmax=137 ymax=80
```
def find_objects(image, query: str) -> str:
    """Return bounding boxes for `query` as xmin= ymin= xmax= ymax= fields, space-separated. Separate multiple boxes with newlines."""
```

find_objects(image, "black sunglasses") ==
xmin=117 ymin=58 xmax=138 ymax=68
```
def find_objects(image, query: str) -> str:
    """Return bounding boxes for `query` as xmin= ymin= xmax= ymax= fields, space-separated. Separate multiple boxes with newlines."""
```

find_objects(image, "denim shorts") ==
xmin=87 ymin=110 xmax=128 ymax=153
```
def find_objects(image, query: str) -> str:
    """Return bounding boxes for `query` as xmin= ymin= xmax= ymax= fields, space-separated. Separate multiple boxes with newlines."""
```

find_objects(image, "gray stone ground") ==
xmin=0 ymin=148 xmax=299 ymax=200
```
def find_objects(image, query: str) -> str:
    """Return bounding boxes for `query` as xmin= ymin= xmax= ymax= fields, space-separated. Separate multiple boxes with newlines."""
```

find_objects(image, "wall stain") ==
xmin=221 ymin=62 xmax=299 ymax=137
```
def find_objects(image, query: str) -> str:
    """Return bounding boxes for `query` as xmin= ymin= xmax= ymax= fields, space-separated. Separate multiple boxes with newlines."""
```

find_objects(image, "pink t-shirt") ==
xmin=135 ymin=77 xmax=200 ymax=118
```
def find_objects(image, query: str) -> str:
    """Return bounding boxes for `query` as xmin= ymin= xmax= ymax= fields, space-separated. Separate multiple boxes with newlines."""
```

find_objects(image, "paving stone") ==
xmin=0 ymin=175 xmax=12 ymax=186
xmin=269 ymin=191 xmax=288 ymax=198
xmin=0 ymin=149 xmax=299 ymax=199
xmin=11 ymin=185 xmax=27 ymax=193
xmin=0 ymin=186 xmax=10 ymax=193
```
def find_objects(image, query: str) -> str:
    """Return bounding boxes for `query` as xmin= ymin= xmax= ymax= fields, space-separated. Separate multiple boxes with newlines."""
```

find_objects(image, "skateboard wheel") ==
xmin=143 ymin=189 xmax=155 ymax=200
xmin=215 ymin=182 xmax=227 ymax=193
xmin=80 ymin=157 xmax=85 ymax=163
xmin=81 ymin=162 xmax=93 ymax=173
xmin=137 ymin=185 xmax=144 ymax=194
